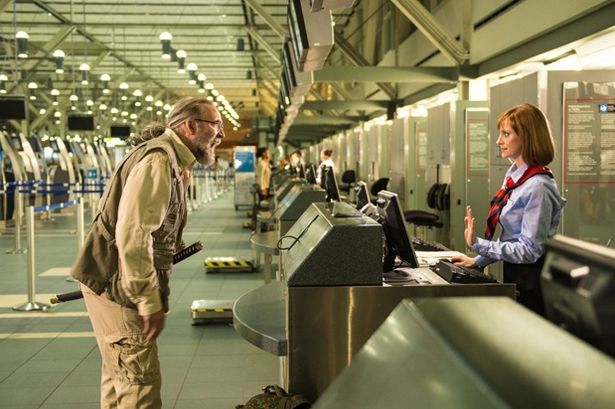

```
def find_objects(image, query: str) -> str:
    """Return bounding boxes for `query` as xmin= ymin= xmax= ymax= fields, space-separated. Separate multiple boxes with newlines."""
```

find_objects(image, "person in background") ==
xmin=289 ymin=150 xmax=304 ymax=175
xmin=316 ymin=148 xmax=335 ymax=185
xmin=452 ymin=103 xmax=566 ymax=316
xmin=72 ymin=97 xmax=224 ymax=408
xmin=256 ymin=147 xmax=272 ymax=200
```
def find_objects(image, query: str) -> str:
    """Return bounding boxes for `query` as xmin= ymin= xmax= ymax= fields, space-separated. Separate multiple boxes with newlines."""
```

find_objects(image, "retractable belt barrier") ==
xmin=1 ymin=180 xmax=104 ymax=195
xmin=3 ymin=178 xmax=106 ymax=254
xmin=12 ymin=197 xmax=86 ymax=312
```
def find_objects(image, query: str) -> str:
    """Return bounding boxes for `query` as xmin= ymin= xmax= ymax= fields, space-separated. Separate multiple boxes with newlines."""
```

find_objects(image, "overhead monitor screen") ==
xmin=67 ymin=114 xmax=95 ymax=131
xmin=287 ymin=0 xmax=307 ymax=69
xmin=0 ymin=96 xmax=27 ymax=120
xmin=110 ymin=125 xmax=131 ymax=138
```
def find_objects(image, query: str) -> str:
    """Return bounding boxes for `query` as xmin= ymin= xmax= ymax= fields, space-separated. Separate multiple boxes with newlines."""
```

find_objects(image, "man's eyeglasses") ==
xmin=194 ymin=118 xmax=224 ymax=132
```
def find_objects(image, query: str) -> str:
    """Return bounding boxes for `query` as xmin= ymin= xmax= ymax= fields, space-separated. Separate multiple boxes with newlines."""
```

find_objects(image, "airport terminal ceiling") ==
xmin=1 ymin=0 xmax=614 ymax=148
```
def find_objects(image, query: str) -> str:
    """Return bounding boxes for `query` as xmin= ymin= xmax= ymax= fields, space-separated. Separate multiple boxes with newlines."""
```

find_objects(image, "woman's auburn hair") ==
xmin=497 ymin=103 xmax=555 ymax=166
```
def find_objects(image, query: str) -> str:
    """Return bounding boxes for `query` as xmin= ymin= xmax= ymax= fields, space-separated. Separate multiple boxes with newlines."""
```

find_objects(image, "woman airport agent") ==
xmin=452 ymin=103 xmax=566 ymax=315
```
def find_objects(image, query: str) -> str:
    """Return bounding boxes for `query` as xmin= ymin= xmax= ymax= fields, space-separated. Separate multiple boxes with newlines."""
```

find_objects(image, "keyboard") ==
xmin=411 ymin=236 xmax=450 ymax=252
xmin=430 ymin=260 xmax=498 ymax=284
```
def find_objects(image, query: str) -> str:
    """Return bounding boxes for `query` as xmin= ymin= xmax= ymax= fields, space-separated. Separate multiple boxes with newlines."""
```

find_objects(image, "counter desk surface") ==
xmin=249 ymin=230 xmax=279 ymax=255
xmin=250 ymin=230 xmax=279 ymax=283
xmin=232 ymin=277 xmax=516 ymax=359
xmin=233 ymin=281 xmax=287 ymax=356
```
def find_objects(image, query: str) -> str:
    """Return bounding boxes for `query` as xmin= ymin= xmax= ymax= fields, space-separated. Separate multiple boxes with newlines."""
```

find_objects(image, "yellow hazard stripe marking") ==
xmin=204 ymin=261 xmax=254 ymax=267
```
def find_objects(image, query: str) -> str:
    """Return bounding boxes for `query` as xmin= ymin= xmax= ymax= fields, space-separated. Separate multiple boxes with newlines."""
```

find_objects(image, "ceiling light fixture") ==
xmin=100 ymin=74 xmax=111 ymax=94
xmin=53 ymin=49 xmax=65 ymax=73
xmin=27 ymin=82 xmax=38 ymax=100
xmin=159 ymin=32 xmax=173 ymax=59
xmin=16 ymin=31 xmax=29 ymax=58
xmin=176 ymin=49 xmax=187 ymax=74
xmin=80 ymin=63 xmax=90 ymax=85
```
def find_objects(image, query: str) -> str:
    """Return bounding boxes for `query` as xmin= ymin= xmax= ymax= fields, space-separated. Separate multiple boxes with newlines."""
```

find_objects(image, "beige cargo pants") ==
xmin=82 ymin=284 xmax=162 ymax=409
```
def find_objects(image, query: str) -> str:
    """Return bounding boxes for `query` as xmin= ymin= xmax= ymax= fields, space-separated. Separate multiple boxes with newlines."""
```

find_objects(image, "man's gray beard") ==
xmin=196 ymin=150 xmax=214 ymax=166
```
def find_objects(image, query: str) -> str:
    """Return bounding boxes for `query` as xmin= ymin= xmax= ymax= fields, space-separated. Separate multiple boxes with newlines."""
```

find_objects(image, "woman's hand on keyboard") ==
xmin=451 ymin=254 xmax=477 ymax=268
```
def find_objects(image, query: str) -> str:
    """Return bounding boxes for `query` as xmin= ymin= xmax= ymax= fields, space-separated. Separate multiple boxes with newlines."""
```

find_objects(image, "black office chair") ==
xmin=404 ymin=210 xmax=443 ymax=235
xmin=338 ymin=170 xmax=356 ymax=194
xmin=370 ymin=177 xmax=390 ymax=203
xmin=403 ymin=182 xmax=448 ymax=236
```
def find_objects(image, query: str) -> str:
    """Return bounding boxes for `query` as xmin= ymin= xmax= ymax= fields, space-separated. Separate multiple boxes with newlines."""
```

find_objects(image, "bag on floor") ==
xmin=236 ymin=384 xmax=311 ymax=409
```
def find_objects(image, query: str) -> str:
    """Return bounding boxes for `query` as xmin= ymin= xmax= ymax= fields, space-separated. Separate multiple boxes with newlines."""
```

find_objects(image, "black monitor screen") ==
xmin=305 ymin=164 xmax=317 ymax=184
xmin=49 ymin=139 xmax=59 ymax=152
xmin=110 ymin=125 xmax=131 ymax=138
xmin=287 ymin=0 xmax=307 ymax=69
xmin=355 ymin=181 xmax=370 ymax=210
xmin=0 ymin=97 xmax=27 ymax=120
xmin=376 ymin=190 xmax=419 ymax=272
xmin=298 ymin=163 xmax=306 ymax=179
xmin=10 ymin=136 xmax=23 ymax=151
xmin=282 ymin=40 xmax=297 ymax=89
xmin=541 ymin=235 xmax=615 ymax=357
xmin=319 ymin=164 xmax=327 ymax=190
xmin=64 ymin=141 xmax=74 ymax=153
xmin=67 ymin=114 xmax=95 ymax=131
xmin=27 ymin=137 xmax=43 ymax=153
xmin=323 ymin=166 xmax=340 ymax=202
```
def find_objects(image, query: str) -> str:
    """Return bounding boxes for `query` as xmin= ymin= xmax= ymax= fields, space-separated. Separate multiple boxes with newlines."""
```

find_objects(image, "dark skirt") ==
xmin=503 ymin=255 xmax=546 ymax=317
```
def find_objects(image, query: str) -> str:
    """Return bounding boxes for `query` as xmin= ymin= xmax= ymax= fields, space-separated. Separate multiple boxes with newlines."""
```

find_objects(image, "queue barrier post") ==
xmin=12 ymin=206 xmax=49 ymax=311
xmin=6 ymin=189 xmax=26 ymax=254
xmin=12 ymin=199 xmax=81 ymax=310
xmin=65 ymin=197 xmax=84 ymax=283
xmin=77 ymin=197 xmax=85 ymax=250
xmin=190 ymin=172 xmax=197 ymax=211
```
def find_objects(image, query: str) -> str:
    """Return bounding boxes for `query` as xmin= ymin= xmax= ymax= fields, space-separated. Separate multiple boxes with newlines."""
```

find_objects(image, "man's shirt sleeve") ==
xmin=116 ymin=152 xmax=172 ymax=316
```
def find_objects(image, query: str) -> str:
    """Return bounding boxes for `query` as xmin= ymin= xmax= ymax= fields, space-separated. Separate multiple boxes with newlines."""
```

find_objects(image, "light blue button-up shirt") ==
xmin=473 ymin=163 xmax=566 ymax=268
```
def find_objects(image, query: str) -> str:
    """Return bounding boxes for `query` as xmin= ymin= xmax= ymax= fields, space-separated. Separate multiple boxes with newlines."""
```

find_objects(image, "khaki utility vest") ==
xmin=71 ymin=131 xmax=187 ymax=311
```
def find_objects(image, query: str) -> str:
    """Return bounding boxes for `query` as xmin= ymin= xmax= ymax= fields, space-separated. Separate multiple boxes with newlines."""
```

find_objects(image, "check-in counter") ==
xmin=274 ymin=177 xmax=305 ymax=208
xmin=251 ymin=183 xmax=326 ymax=281
xmin=313 ymin=297 xmax=615 ymax=409
xmin=278 ymin=184 xmax=326 ymax=235
xmin=236 ymin=202 xmax=515 ymax=402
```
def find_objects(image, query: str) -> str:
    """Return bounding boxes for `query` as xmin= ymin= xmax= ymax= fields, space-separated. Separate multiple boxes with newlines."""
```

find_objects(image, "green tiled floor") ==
xmin=0 ymin=190 xmax=279 ymax=408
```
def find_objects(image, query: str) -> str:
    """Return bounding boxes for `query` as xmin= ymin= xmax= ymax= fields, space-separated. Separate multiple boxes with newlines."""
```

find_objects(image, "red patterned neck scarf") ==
xmin=484 ymin=165 xmax=553 ymax=240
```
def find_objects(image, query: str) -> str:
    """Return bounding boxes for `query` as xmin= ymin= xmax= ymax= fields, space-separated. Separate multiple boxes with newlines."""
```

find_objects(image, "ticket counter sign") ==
xmin=234 ymin=150 xmax=255 ymax=173
xmin=233 ymin=146 xmax=256 ymax=209
xmin=86 ymin=168 xmax=98 ymax=179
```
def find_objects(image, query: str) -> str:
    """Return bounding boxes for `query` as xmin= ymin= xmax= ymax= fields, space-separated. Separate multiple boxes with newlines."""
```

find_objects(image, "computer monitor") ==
xmin=541 ymin=234 xmax=615 ymax=357
xmin=322 ymin=166 xmax=340 ymax=202
xmin=49 ymin=138 xmax=59 ymax=152
xmin=305 ymin=164 xmax=317 ymax=184
xmin=355 ymin=181 xmax=370 ymax=210
xmin=319 ymin=164 xmax=327 ymax=190
xmin=298 ymin=163 xmax=306 ymax=179
xmin=376 ymin=190 xmax=420 ymax=272
xmin=27 ymin=137 xmax=43 ymax=153
xmin=10 ymin=136 xmax=23 ymax=151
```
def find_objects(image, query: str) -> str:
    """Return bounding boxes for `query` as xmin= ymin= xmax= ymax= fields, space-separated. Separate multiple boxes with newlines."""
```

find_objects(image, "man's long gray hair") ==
xmin=130 ymin=97 xmax=215 ymax=146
